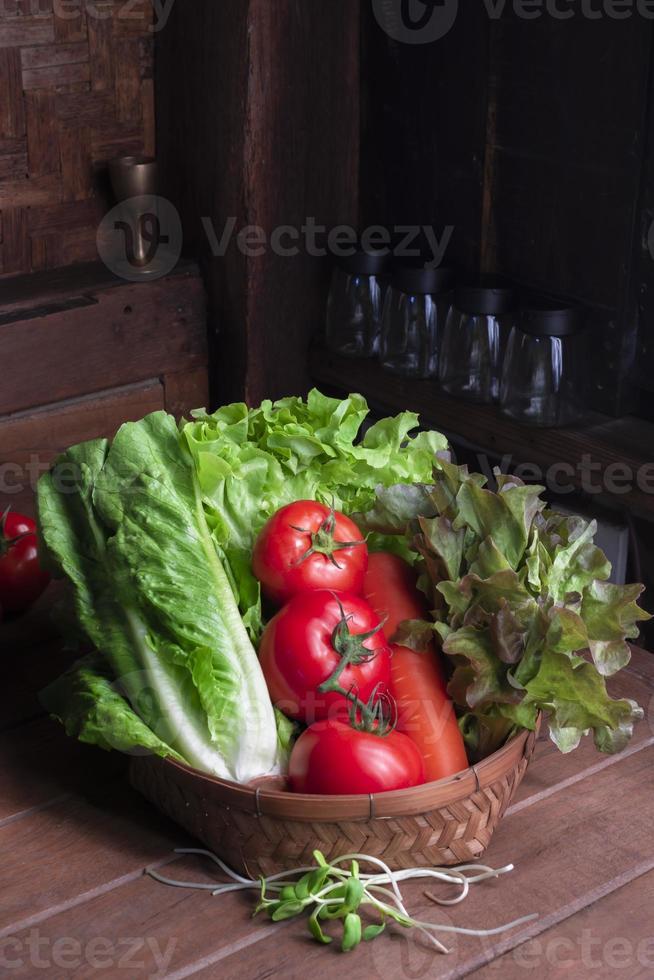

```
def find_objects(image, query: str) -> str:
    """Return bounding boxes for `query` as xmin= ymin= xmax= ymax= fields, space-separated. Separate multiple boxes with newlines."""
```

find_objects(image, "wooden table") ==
xmin=2 ymin=637 xmax=653 ymax=979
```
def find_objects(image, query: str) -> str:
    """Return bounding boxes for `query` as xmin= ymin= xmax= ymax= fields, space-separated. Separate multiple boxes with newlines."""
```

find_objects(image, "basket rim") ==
xmin=135 ymin=719 xmax=540 ymax=821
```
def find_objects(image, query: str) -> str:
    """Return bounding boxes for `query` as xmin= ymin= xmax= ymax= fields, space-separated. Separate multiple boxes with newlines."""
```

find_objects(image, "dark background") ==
xmin=157 ymin=2 xmax=654 ymax=419
xmin=2 ymin=0 xmax=654 ymax=638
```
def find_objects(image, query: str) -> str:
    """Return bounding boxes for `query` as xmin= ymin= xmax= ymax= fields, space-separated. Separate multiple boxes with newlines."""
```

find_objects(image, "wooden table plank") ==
xmin=2 ymin=637 xmax=77 ymax=734
xmin=473 ymin=870 xmax=654 ymax=979
xmin=2 ymin=732 xmax=649 ymax=979
xmin=1 ymin=648 xmax=76 ymax=734
xmin=0 ymin=716 xmax=123 ymax=824
xmin=2 ymin=583 xmax=79 ymax=733
xmin=0 ymin=647 xmax=651 ymax=977
xmin=0 ymin=854 xmax=278 ymax=980
xmin=185 ymin=738 xmax=654 ymax=979
xmin=0 ymin=788 xmax=186 ymax=937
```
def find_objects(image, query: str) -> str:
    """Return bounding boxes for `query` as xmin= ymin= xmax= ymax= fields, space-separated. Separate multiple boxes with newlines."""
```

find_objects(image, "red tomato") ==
xmin=363 ymin=553 xmax=469 ymax=783
xmin=289 ymin=719 xmax=425 ymax=795
xmin=0 ymin=510 xmax=50 ymax=615
xmin=252 ymin=501 xmax=367 ymax=605
xmin=258 ymin=590 xmax=391 ymax=723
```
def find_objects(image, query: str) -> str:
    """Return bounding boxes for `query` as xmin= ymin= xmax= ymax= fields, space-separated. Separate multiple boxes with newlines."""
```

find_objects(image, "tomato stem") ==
xmin=290 ymin=506 xmax=365 ymax=569
xmin=325 ymin=681 xmax=377 ymax=728
xmin=318 ymin=597 xmax=385 ymax=692
xmin=0 ymin=506 xmax=31 ymax=557
xmin=317 ymin=596 xmax=394 ymax=735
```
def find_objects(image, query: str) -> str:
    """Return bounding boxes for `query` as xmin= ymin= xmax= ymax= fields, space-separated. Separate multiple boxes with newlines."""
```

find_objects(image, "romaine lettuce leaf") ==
xmin=41 ymin=651 xmax=185 ymax=762
xmin=39 ymin=392 xmax=450 ymax=780
xmin=38 ymin=412 xmax=280 ymax=782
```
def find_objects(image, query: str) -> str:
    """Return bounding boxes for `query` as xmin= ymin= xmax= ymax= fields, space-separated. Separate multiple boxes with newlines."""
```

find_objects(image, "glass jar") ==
xmin=325 ymin=251 xmax=391 ymax=358
xmin=380 ymin=266 xmax=454 ymax=378
xmin=439 ymin=286 xmax=514 ymax=403
xmin=500 ymin=304 xmax=587 ymax=427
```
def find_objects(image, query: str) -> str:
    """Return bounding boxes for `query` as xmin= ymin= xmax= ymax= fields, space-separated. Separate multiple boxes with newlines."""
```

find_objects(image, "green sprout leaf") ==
xmin=342 ymin=878 xmax=365 ymax=914
xmin=242 ymin=850 xmax=538 ymax=957
xmin=308 ymin=908 xmax=333 ymax=945
xmin=271 ymin=901 xmax=305 ymax=921
xmin=342 ymin=913 xmax=362 ymax=952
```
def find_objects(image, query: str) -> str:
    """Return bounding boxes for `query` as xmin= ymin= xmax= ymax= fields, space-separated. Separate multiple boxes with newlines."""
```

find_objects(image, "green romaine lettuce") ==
xmin=39 ymin=392 xmax=448 ymax=780
xmin=39 ymin=412 xmax=281 ymax=782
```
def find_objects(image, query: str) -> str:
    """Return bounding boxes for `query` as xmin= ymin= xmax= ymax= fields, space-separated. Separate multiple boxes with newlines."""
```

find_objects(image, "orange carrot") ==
xmin=363 ymin=552 xmax=469 ymax=782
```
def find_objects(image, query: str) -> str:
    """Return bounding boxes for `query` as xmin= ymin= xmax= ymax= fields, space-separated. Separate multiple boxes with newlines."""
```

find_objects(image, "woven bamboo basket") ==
xmin=129 ymin=720 xmax=540 ymax=877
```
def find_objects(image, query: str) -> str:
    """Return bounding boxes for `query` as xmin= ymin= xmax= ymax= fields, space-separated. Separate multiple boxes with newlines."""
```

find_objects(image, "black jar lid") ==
xmin=393 ymin=265 xmax=454 ymax=296
xmin=336 ymin=248 xmax=392 ymax=276
xmin=518 ymin=301 xmax=581 ymax=337
xmin=455 ymin=285 xmax=514 ymax=316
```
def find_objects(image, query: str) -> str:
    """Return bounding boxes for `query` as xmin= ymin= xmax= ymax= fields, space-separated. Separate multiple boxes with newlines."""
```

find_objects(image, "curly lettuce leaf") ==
xmin=459 ymin=702 xmax=539 ymax=764
xmin=522 ymin=648 xmax=643 ymax=754
xmin=581 ymin=580 xmax=650 ymax=676
xmin=361 ymin=460 xmax=650 ymax=757
xmin=182 ymin=390 xmax=449 ymax=636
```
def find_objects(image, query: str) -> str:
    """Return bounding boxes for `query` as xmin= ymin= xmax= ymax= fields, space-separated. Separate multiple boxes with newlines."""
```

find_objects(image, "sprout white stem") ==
xmin=146 ymin=847 xmax=539 ymax=955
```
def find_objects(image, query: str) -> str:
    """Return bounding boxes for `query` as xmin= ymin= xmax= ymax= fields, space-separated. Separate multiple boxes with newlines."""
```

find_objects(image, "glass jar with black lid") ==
xmin=325 ymin=249 xmax=392 ymax=358
xmin=379 ymin=265 xmax=454 ymax=378
xmin=439 ymin=285 xmax=514 ymax=403
xmin=500 ymin=301 xmax=588 ymax=427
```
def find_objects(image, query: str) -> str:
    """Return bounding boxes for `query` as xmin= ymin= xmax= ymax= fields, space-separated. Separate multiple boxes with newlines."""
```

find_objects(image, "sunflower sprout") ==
xmin=145 ymin=847 xmax=538 ymax=954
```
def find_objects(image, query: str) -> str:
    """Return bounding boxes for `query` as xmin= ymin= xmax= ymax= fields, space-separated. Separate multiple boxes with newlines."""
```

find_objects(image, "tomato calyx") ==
xmin=330 ymin=610 xmax=385 ymax=667
xmin=0 ymin=507 xmax=31 ymax=557
xmin=318 ymin=597 xmax=387 ymax=691
xmin=290 ymin=506 xmax=365 ymax=569
xmin=346 ymin=683 xmax=397 ymax=737
xmin=317 ymin=596 xmax=392 ymax=734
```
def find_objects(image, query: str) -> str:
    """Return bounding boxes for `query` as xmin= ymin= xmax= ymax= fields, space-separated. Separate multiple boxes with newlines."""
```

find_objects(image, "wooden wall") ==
xmin=156 ymin=0 xmax=360 ymax=406
xmin=0 ymin=0 xmax=155 ymax=278
xmin=1 ymin=261 xmax=208 ymax=520
xmin=360 ymin=4 xmax=490 ymax=275
xmin=482 ymin=15 xmax=654 ymax=418
xmin=635 ymin=36 xmax=654 ymax=405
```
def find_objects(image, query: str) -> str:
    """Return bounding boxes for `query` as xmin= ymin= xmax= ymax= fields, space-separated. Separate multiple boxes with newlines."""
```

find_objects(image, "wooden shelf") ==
xmin=2 ymin=261 xmax=208 ymax=520
xmin=309 ymin=345 xmax=654 ymax=519
xmin=0 ymin=258 xmax=200 ymax=324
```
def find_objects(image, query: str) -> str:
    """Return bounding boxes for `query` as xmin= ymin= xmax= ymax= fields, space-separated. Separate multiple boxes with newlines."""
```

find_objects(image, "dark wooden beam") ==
xmin=360 ymin=5 xmax=491 ymax=273
xmin=481 ymin=15 xmax=654 ymax=417
xmin=635 ymin=31 xmax=654 ymax=409
xmin=156 ymin=0 xmax=360 ymax=406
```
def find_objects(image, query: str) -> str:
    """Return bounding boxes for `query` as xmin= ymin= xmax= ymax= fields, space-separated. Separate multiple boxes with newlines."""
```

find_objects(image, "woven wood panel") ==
xmin=0 ymin=0 xmax=154 ymax=277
